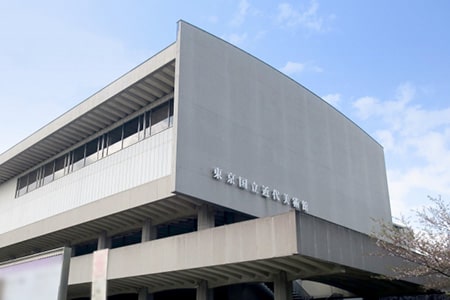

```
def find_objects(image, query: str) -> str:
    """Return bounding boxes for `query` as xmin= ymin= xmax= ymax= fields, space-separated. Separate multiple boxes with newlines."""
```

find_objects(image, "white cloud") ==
xmin=353 ymin=82 xmax=415 ymax=123
xmin=375 ymin=129 xmax=395 ymax=151
xmin=351 ymin=82 xmax=450 ymax=219
xmin=280 ymin=60 xmax=322 ymax=76
xmin=322 ymin=93 xmax=341 ymax=107
xmin=353 ymin=96 xmax=379 ymax=120
xmin=276 ymin=0 xmax=328 ymax=32
xmin=230 ymin=0 xmax=250 ymax=27
xmin=281 ymin=61 xmax=305 ymax=75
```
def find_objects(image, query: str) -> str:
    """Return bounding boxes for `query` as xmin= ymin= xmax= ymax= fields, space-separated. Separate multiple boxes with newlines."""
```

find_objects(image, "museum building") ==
xmin=0 ymin=21 xmax=428 ymax=299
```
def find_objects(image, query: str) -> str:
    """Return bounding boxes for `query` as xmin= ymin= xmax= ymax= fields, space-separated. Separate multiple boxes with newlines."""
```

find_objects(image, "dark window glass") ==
xmin=137 ymin=114 xmax=145 ymax=140
xmin=85 ymin=138 xmax=99 ymax=166
xmin=169 ymin=99 xmax=174 ymax=127
xmin=107 ymin=126 xmax=123 ymax=155
xmin=111 ymin=230 xmax=142 ymax=249
xmin=17 ymin=175 xmax=28 ymax=197
xmin=72 ymin=145 xmax=85 ymax=171
xmin=27 ymin=169 xmax=39 ymax=192
xmin=54 ymin=156 xmax=65 ymax=180
xmin=144 ymin=111 xmax=151 ymax=138
xmin=98 ymin=135 xmax=107 ymax=159
xmin=151 ymin=102 xmax=169 ymax=135
xmin=73 ymin=240 xmax=97 ymax=256
xmin=123 ymin=117 xmax=139 ymax=147
xmin=16 ymin=110 xmax=167 ymax=197
xmin=42 ymin=162 xmax=54 ymax=185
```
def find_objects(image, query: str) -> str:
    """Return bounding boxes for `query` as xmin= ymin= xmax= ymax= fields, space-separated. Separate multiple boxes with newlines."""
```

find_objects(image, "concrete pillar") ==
xmin=138 ymin=287 xmax=154 ymax=300
xmin=142 ymin=219 xmax=157 ymax=242
xmin=197 ymin=204 xmax=215 ymax=231
xmin=91 ymin=249 xmax=109 ymax=300
xmin=196 ymin=280 xmax=213 ymax=300
xmin=274 ymin=271 xmax=292 ymax=300
xmin=97 ymin=231 xmax=111 ymax=250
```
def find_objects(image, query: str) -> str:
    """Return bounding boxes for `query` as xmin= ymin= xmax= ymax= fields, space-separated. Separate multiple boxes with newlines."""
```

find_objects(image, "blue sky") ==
xmin=1 ymin=0 xmax=449 ymax=218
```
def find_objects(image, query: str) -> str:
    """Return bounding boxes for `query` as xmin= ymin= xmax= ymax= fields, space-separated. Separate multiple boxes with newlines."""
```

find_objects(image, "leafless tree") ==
xmin=374 ymin=195 xmax=450 ymax=290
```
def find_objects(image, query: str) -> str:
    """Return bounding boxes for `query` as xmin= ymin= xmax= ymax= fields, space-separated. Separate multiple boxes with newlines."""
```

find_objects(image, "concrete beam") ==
xmin=68 ymin=211 xmax=298 ymax=285
xmin=142 ymin=219 xmax=157 ymax=242
xmin=138 ymin=287 xmax=154 ymax=300
xmin=197 ymin=280 xmax=213 ymax=300
xmin=274 ymin=271 xmax=292 ymax=300
xmin=197 ymin=204 xmax=214 ymax=231
xmin=97 ymin=231 xmax=111 ymax=250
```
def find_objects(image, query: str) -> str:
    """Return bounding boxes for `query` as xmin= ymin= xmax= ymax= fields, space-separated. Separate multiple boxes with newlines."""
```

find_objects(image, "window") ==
xmin=41 ymin=162 xmax=55 ymax=186
xmin=16 ymin=175 xmax=28 ymax=197
xmin=107 ymin=126 xmax=123 ymax=155
xmin=169 ymin=99 xmax=174 ymax=127
xmin=122 ymin=117 xmax=139 ymax=148
xmin=54 ymin=156 xmax=66 ymax=180
xmin=98 ymin=135 xmax=107 ymax=159
xmin=144 ymin=110 xmax=151 ymax=138
xmin=15 ymin=99 xmax=174 ymax=197
xmin=27 ymin=169 xmax=39 ymax=192
xmin=137 ymin=115 xmax=145 ymax=141
xmin=72 ymin=145 xmax=86 ymax=172
xmin=85 ymin=138 xmax=99 ymax=166
xmin=151 ymin=102 xmax=169 ymax=135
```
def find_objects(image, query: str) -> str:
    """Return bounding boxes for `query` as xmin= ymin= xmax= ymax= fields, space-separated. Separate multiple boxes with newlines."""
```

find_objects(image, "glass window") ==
xmin=54 ymin=155 xmax=65 ymax=180
xmin=107 ymin=126 xmax=123 ymax=155
xmin=85 ymin=138 xmax=99 ymax=166
xmin=98 ymin=135 xmax=107 ymax=159
xmin=137 ymin=115 xmax=145 ymax=141
xmin=27 ymin=169 xmax=39 ymax=192
xmin=15 ymin=107 xmax=174 ymax=197
xmin=123 ymin=117 xmax=139 ymax=148
xmin=151 ymin=102 xmax=169 ymax=135
xmin=169 ymin=99 xmax=174 ymax=127
xmin=72 ymin=145 xmax=85 ymax=171
xmin=144 ymin=111 xmax=151 ymax=138
xmin=17 ymin=175 xmax=28 ymax=197
xmin=42 ymin=162 xmax=54 ymax=186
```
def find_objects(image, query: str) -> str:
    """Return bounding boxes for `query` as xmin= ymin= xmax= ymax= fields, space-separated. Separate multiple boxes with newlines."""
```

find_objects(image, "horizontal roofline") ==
xmin=0 ymin=43 xmax=177 ymax=183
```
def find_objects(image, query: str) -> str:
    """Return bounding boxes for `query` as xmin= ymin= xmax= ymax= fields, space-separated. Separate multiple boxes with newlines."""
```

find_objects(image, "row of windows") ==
xmin=16 ymin=100 xmax=174 ymax=197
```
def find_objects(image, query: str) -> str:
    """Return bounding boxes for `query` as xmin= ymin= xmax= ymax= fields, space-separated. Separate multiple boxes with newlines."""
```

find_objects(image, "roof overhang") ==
xmin=65 ymin=211 xmax=425 ymax=298
xmin=0 ymin=43 xmax=176 ymax=184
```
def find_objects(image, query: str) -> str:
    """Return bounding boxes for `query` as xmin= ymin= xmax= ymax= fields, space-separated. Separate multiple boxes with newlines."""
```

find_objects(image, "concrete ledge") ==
xmin=0 ymin=175 xmax=173 ymax=248
xmin=68 ymin=210 xmax=298 ymax=284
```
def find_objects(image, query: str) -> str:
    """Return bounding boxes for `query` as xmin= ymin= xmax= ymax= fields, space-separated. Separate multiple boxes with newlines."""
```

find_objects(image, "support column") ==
xmin=197 ymin=204 xmax=215 ymax=231
xmin=97 ymin=231 xmax=111 ymax=250
xmin=142 ymin=219 xmax=157 ymax=242
xmin=91 ymin=249 xmax=109 ymax=300
xmin=138 ymin=287 xmax=154 ymax=300
xmin=274 ymin=271 xmax=292 ymax=300
xmin=196 ymin=280 xmax=213 ymax=300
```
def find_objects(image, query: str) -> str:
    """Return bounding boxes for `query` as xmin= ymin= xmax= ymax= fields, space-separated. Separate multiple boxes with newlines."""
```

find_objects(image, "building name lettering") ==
xmin=212 ymin=167 xmax=308 ymax=212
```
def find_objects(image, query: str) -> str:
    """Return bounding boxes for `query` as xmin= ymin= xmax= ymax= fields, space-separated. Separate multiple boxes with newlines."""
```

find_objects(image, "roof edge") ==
xmin=0 ymin=43 xmax=177 ymax=167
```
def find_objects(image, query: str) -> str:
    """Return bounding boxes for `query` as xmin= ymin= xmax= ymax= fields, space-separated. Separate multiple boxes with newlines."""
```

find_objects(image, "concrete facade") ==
xmin=175 ymin=22 xmax=391 ymax=234
xmin=0 ymin=21 xmax=424 ymax=299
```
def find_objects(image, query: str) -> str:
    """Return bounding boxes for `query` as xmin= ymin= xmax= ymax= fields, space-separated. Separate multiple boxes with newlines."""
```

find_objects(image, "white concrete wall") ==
xmin=0 ymin=128 xmax=173 ymax=235
xmin=68 ymin=211 xmax=298 ymax=285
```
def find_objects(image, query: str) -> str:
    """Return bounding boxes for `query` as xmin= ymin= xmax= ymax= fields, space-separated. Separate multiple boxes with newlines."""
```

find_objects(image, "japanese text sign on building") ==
xmin=212 ymin=167 xmax=308 ymax=212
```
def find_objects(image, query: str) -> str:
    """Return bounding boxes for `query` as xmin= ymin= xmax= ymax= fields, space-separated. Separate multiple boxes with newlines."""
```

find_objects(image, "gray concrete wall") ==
xmin=173 ymin=21 xmax=391 ymax=234
xmin=296 ymin=212 xmax=397 ymax=276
